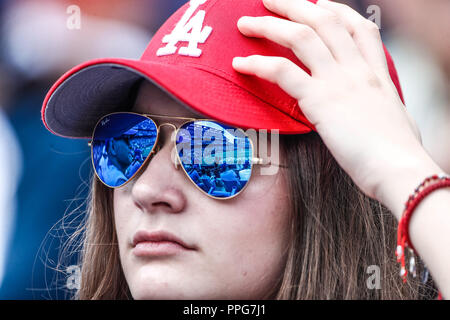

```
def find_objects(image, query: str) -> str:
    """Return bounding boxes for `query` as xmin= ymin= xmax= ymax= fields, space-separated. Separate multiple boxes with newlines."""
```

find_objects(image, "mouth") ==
xmin=132 ymin=230 xmax=196 ymax=257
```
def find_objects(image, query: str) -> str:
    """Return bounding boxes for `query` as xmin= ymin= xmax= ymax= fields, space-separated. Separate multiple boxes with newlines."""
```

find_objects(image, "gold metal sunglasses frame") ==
xmin=89 ymin=112 xmax=284 ymax=200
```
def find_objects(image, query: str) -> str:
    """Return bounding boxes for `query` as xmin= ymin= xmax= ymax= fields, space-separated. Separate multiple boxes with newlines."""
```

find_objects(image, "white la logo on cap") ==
xmin=157 ymin=0 xmax=212 ymax=57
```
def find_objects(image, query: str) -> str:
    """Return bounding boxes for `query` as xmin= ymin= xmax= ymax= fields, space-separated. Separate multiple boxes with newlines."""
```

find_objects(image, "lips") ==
xmin=131 ymin=230 xmax=196 ymax=257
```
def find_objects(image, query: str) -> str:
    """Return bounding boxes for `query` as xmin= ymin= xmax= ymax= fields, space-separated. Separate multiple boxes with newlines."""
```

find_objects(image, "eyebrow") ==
xmin=132 ymin=101 xmax=205 ymax=120
xmin=141 ymin=113 xmax=200 ymax=121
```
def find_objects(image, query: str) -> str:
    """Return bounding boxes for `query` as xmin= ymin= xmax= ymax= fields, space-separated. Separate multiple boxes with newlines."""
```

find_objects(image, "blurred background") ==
xmin=0 ymin=0 xmax=448 ymax=299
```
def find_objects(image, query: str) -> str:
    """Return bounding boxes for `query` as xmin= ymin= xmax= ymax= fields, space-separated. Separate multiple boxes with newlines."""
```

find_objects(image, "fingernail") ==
xmin=238 ymin=16 xmax=252 ymax=24
xmin=232 ymin=57 xmax=245 ymax=67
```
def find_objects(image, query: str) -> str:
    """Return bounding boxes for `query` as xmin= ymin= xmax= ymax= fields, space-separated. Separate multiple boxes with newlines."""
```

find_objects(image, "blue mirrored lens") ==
xmin=176 ymin=121 xmax=253 ymax=198
xmin=92 ymin=113 xmax=157 ymax=187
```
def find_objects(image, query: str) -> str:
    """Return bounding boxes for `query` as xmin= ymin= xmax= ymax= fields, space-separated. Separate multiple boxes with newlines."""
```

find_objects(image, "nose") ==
xmin=130 ymin=125 xmax=187 ymax=214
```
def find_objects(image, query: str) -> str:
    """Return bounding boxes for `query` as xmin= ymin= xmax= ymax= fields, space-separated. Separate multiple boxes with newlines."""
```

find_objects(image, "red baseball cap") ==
xmin=42 ymin=0 xmax=404 ymax=138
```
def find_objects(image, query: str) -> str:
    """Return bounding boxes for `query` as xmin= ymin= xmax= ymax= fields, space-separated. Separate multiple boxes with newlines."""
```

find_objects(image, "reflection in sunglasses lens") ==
xmin=92 ymin=113 xmax=157 ymax=187
xmin=176 ymin=121 xmax=253 ymax=198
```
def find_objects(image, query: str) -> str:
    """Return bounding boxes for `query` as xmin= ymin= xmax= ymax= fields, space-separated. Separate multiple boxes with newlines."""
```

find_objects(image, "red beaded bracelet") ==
xmin=396 ymin=173 xmax=450 ymax=300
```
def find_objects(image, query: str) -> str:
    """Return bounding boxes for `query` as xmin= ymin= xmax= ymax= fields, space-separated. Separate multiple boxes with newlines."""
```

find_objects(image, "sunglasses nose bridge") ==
xmin=158 ymin=122 xmax=177 ymax=132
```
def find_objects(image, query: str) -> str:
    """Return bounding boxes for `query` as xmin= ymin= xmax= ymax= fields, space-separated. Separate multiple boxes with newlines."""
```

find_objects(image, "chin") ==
xmin=130 ymin=284 xmax=216 ymax=300
xmin=131 ymin=288 xmax=189 ymax=300
xmin=127 ymin=270 xmax=193 ymax=300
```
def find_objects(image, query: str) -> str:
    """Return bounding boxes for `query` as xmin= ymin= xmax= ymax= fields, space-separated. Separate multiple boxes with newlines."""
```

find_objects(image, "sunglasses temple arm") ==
xmin=252 ymin=157 xmax=269 ymax=165
xmin=252 ymin=157 xmax=287 ymax=168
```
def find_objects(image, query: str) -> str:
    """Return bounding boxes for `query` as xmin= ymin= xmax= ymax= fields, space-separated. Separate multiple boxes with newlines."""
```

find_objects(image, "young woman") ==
xmin=41 ymin=0 xmax=450 ymax=299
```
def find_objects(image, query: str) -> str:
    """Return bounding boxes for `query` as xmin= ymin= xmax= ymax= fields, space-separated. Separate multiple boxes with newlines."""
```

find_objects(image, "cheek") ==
xmin=197 ymin=171 xmax=290 ymax=298
xmin=113 ymin=188 xmax=135 ymax=256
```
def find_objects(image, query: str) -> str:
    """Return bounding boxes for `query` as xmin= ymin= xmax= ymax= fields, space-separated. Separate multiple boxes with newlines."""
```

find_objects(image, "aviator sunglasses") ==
xmin=90 ymin=112 xmax=281 ymax=199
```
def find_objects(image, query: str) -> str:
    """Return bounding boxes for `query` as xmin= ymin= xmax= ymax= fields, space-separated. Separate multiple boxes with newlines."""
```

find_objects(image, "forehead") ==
xmin=132 ymin=80 xmax=203 ymax=119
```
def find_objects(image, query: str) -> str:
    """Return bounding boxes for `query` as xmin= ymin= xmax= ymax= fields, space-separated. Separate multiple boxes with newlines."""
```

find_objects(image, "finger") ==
xmin=262 ymin=0 xmax=366 ymax=66
xmin=232 ymin=55 xmax=312 ymax=100
xmin=316 ymin=0 xmax=390 ymax=77
xmin=237 ymin=15 xmax=336 ymax=76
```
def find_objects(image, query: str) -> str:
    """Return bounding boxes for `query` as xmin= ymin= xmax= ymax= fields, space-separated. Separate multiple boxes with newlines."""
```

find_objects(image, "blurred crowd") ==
xmin=0 ymin=0 xmax=448 ymax=299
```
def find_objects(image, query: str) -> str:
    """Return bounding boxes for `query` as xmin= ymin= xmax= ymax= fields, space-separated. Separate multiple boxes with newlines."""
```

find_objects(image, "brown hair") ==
xmin=275 ymin=133 xmax=434 ymax=299
xmin=67 ymin=132 xmax=434 ymax=299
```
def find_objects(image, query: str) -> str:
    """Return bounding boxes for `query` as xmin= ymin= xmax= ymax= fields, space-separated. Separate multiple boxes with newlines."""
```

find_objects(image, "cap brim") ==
xmin=42 ymin=58 xmax=313 ymax=138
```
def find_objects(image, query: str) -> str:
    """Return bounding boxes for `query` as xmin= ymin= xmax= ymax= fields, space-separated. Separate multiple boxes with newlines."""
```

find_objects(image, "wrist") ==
xmin=373 ymin=149 xmax=443 ymax=220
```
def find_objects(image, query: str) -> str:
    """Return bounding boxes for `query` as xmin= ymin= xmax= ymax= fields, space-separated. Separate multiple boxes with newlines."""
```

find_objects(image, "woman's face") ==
xmin=113 ymin=81 xmax=290 ymax=299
